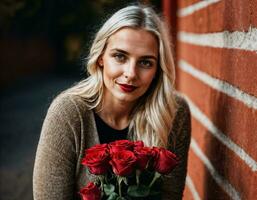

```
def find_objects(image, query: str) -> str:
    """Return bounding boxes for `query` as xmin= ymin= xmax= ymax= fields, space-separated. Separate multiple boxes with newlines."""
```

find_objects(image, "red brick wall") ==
xmin=163 ymin=0 xmax=257 ymax=199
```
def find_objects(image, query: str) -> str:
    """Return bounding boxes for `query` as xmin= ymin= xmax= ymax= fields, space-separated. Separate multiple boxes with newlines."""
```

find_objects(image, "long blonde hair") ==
xmin=66 ymin=5 xmax=178 ymax=147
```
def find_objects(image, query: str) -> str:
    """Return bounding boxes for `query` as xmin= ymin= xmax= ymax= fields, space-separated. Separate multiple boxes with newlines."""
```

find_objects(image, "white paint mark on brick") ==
xmin=186 ymin=175 xmax=202 ymax=200
xmin=177 ymin=0 xmax=221 ymax=17
xmin=190 ymin=138 xmax=242 ymax=200
xmin=183 ymin=95 xmax=257 ymax=172
xmin=178 ymin=27 xmax=257 ymax=53
xmin=178 ymin=60 xmax=257 ymax=109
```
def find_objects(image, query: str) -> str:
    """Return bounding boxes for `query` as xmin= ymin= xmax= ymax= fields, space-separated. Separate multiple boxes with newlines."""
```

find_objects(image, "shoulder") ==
xmin=174 ymin=92 xmax=190 ymax=118
xmin=171 ymin=92 xmax=191 ymax=138
xmin=50 ymin=91 xmax=86 ymax=108
xmin=168 ymin=92 xmax=191 ymax=151
xmin=46 ymin=91 xmax=91 ymax=121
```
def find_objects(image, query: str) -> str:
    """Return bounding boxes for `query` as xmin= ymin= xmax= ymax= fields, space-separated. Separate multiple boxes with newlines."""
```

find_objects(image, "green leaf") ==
xmin=116 ymin=197 xmax=127 ymax=200
xmin=106 ymin=192 xmax=119 ymax=200
xmin=104 ymin=184 xmax=115 ymax=196
xmin=149 ymin=189 xmax=161 ymax=196
xmin=127 ymin=185 xmax=150 ymax=197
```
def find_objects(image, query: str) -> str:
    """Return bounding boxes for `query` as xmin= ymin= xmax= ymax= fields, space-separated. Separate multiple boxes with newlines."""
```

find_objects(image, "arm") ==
xmin=33 ymin=94 xmax=80 ymax=200
xmin=162 ymin=96 xmax=191 ymax=200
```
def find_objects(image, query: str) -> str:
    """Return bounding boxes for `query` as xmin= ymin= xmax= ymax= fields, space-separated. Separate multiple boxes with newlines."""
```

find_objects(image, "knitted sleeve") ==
xmin=33 ymin=93 xmax=81 ymax=200
xmin=162 ymin=95 xmax=191 ymax=200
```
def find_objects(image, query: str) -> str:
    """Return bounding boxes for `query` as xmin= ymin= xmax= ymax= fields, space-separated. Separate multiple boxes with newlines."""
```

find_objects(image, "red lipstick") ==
xmin=118 ymin=84 xmax=137 ymax=92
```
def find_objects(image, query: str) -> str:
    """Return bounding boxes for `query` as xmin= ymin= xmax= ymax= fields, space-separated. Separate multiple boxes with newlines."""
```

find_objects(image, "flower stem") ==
xmin=98 ymin=175 xmax=105 ymax=193
xmin=149 ymin=172 xmax=161 ymax=188
xmin=119 ymin=183 xmax=122 ymax=197
xmin=136 ymin=170 xmax=141 ymax=186
xmin=118 ymin=176 xmax=122 ymax=197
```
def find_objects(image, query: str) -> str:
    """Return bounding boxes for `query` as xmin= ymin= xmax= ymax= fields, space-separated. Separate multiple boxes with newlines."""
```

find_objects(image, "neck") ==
xmin=95 ymin=98 xmax=135 ymax=130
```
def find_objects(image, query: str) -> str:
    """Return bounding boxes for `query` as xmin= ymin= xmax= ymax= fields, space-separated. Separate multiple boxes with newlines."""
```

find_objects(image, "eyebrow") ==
xmin=110 ymin=48 xmax=158 ymax=61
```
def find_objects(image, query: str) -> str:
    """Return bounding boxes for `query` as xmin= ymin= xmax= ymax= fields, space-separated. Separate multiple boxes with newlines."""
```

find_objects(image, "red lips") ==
xmin=118 ymin=83 xmax=137 ymax=92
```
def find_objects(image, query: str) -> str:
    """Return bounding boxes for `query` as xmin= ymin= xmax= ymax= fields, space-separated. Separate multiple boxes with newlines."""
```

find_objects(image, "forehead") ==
xmin=106 ymin=28 xmax=158 ymax=56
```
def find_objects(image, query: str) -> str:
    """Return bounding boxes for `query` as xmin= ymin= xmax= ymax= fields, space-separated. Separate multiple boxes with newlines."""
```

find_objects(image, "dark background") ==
xmin=0 ymin=0 xmax=161 ymax=199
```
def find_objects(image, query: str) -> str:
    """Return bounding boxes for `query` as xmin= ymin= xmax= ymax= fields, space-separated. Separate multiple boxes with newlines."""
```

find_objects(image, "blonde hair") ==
xmin=65 ymin=5 xmax=178 ymax=147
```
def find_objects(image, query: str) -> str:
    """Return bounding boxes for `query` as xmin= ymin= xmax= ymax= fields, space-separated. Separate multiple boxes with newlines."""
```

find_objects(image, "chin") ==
xmin=114 ymin=93 xmax=138 ymax=103
xmin=117 ymin=96 xmax=137 ymax=103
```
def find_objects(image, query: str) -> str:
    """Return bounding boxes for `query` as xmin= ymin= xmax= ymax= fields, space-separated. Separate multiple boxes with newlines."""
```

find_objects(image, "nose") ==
xmin=124 ymin=60 xmax=137 ymax=79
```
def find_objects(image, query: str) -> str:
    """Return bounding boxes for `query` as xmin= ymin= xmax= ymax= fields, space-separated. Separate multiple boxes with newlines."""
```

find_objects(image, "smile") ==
xmin=118 ymin=83 xmax=137 ymax=93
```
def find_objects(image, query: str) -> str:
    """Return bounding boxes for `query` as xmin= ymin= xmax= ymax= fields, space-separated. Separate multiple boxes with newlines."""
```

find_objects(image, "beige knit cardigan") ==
xmin=33 ymin=92 xmax=191 ymax=200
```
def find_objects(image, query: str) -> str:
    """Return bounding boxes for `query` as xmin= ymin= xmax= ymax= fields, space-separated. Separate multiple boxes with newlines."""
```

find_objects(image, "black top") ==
xmin=94 ymin=112 xmax=128 ymax=144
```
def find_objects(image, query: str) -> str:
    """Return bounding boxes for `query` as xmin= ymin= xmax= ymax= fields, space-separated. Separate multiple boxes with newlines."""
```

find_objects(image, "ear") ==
xmin=98 ymin=56 xmax=103 ymax=67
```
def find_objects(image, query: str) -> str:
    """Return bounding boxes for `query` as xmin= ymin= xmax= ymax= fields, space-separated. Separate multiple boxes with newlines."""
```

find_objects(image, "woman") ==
xmin=33 ymin=5 xmax=191 ymax=200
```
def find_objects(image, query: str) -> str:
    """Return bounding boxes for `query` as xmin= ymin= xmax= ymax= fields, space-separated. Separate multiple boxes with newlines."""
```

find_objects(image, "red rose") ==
xmin=79 ymin=182 xmax=101 ymax=200
xmin=85 ymin=143 xmax=109 ymax=154
xmin=109 ymin=150 xmax=137 ymax=176
xmin=134 ymin=146 xmax=153 ymax=170
xmin=133 ymin=140 xmax=144 ymax=149
xmin=82 ymin=149 xmax=110 ymax=175
xmin=152 ymin=147 xmax=178 ymax=174
xmin=109 ymin=140 xmax=134 ymax=154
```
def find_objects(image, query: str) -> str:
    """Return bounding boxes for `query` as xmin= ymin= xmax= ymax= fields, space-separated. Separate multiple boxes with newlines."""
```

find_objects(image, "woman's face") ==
xmin=99 ymin=27 xmax=158 ymax=105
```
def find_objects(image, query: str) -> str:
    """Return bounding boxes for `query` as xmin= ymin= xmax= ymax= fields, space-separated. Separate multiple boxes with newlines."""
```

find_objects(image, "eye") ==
xmin=138 ymin=59 xmax=153 ymax=68
xmin=113 ymin=53 xmax=126 ymax=63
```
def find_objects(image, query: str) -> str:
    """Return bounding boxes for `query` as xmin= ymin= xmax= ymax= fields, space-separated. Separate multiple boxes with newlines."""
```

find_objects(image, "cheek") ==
xmin=104 ymin=68 xmax=118 ymax=80
xmin=141 ymin=70 xmax=157 ymax=85
xmin=103 ymin=61 xmax=121 ymax=80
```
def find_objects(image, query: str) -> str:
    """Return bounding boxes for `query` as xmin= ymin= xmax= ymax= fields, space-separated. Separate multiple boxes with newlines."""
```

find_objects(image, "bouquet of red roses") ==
xmin=79 ymin=140 xmax=178 ymax=200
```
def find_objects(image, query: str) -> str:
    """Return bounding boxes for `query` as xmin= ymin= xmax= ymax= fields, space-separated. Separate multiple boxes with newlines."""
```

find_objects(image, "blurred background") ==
xmin=0 ymin=0 xmax=161 ymax=199
xmin=1 ymin=0 xmax=257 ymax=200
